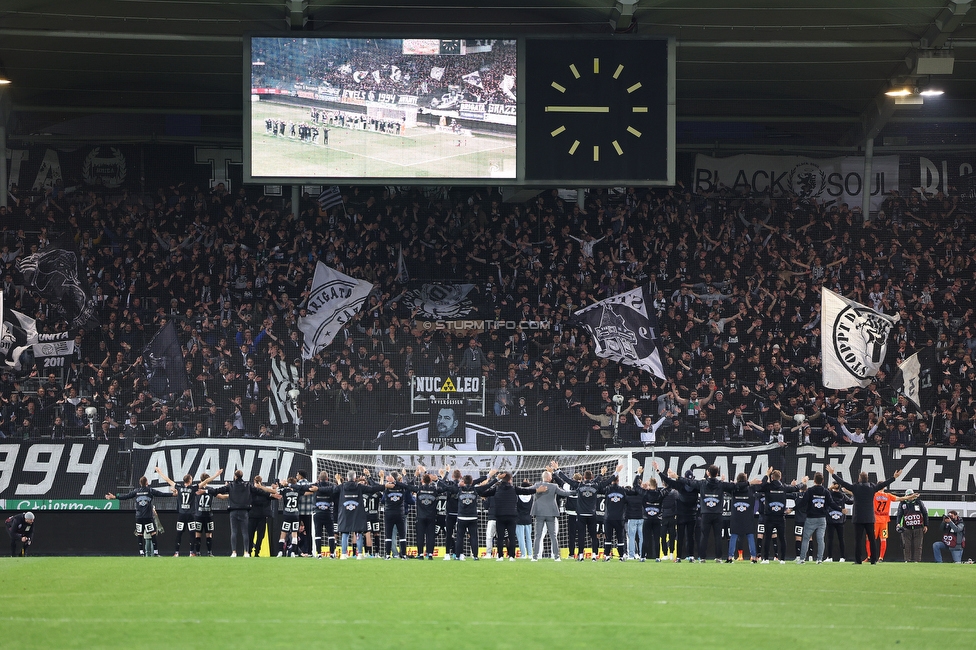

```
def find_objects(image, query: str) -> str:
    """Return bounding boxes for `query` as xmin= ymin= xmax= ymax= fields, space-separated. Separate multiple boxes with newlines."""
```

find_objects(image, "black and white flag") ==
xmin=891 ymin=346 xmax=939 ymax=412
xmin=269 ymin=358 xmax=300 ymax=426
xmin=143 ymin=321 xmax=190 ymax=400
xmin=462 ymin=70 xmax=484 ymax=89
xmin=400 ymin=282 xmax=483 ymax=320
xmin=573 ymin=284 xmax=666 ymax=380
xmin=317 ymin=186 xmax=343 ymax=211
xmin=821 ymin=288 xmax=897 ymax=389
xmin=298 ymin=262 xmax=373 ymax=359
xmin=396 ymin=244 xmax=409 ymax=283
xmin=16 ymin=235 xmax=99 ymax=332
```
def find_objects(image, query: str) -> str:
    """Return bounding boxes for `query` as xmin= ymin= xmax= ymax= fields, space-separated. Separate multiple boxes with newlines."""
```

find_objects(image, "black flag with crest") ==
xmin=144 ymin=321 xmax=189 ymax=401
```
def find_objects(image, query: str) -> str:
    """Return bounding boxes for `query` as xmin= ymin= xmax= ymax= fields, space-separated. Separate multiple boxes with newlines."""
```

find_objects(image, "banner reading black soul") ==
xmin=631 ymin=444 xmax=976 ymax=497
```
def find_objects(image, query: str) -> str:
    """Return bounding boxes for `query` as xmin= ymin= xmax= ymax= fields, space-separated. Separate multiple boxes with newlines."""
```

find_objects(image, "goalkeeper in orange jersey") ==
xmin=867 ymin=488 xmax=918 ymax=561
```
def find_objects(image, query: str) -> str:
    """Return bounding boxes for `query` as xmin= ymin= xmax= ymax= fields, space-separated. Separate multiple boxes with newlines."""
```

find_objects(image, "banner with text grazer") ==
xmin=0 ymin=440 xmax=119 ymax=506
xmin=131 ymin=438 xmax=311 ymax=494
xmin=631 ymin=444 xmax=976 ymax=497
xmin=693 ymin=154 xmax=899 ymax=211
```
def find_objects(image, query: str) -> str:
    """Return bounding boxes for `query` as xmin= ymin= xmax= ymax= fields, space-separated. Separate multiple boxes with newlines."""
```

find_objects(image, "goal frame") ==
xmin=309 ymin=449 xmax=637 ymax=558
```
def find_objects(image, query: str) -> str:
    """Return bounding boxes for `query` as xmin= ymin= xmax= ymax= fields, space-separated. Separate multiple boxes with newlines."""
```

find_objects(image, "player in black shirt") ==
xmin=311 ymin=471 xmax=338 ymax=558
xmin=757 ymin=467 xmax=804 ymax=563
xmin=825 ymin=481 xmax=853 ymax=562
xmin=599 ymin=467 xmax=629 ymax=561
xmin=249 ymin=475 xmax=277 ymax=557
xmin=439 ymin=469 xmax=495 ymax=560
xmin=440 ymin=468 xmax=463 ymax=560
xmin=379 ymin=470 xmax=412 ymax=559
xmin=411 ymin=465 xmax=446 ymax=560
xmin=154 ymin=466 xmax=221 ymax=556
xmin=365 ymin=488 xmax=382 ymax=557
xmin=634 ymin=472 xmax=665 ymax=561
xmin=107 ymin=476 xmax=176 ymax=556
xmin=273 ymin=476 xmax=317 ymax=557
xmin=193 ymin=473 xmax=221 ymax=556
xmin=553 ymin=464 xmax=614 ymax=561
xmin=5 ymin=511 xmax=35 ymax=557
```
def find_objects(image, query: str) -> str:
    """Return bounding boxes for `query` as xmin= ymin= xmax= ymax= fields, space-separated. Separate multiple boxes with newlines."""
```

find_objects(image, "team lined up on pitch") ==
xmin=99 ymin=459 xmax=965 ymax=564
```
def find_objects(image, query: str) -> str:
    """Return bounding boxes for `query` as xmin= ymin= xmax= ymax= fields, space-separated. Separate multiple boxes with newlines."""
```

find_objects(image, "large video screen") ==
xmin=246 ymin=37 xmax=518 ymax=182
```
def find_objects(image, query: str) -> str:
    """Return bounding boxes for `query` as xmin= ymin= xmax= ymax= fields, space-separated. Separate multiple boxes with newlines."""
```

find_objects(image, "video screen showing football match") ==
xmin=248 ymin=37 xmax=518 ymax=181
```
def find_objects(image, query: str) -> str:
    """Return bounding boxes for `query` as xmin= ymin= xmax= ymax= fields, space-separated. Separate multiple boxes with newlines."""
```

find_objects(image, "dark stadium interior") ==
xmin=1 ymin=1 xmax=975 ymax=565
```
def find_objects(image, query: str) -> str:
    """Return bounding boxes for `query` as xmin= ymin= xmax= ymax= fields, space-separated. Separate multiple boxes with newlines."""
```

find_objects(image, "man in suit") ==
xmin=528 ymin=467 xmax=576 ymax=561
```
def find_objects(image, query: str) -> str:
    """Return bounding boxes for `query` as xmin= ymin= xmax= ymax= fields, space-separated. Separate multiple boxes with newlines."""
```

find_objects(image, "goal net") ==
xmin=311 ymin=450 xmax=635 ymax=558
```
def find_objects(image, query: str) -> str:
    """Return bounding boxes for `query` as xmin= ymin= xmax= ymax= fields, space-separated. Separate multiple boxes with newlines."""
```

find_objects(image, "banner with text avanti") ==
xmin=692 ymin=154 xmax=899 ymax=211
xmin=131 ymin=438 xmax=311 ymax=492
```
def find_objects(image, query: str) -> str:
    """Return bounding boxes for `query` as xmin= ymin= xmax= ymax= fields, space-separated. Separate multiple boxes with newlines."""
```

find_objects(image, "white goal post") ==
xmin=310 ymin=450 xmax=637 ymax=558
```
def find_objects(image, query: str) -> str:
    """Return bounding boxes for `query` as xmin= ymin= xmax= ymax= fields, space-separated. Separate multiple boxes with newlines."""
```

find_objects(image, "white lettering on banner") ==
xmin=16 ymin=444 xmax=64 ymax=495
xmin=197 ymin=449 xmax=221 ymax=480
xmin=139 ymin=443 xmax=301 ymax=486
xmin=278 ymin=452 xmax=295 ymax=480
xmin=645 ymin=451 xmax=771 ymax=481
xmin=732 ymin=455 xmax=754 ymax=479
xmin=487 ymin=103 xmax=517 ymax=116
xmin=226 ymin=449 xmax=256 ymax=479
xmin=958 ymin=452 xmax=976 ymax=493
xmin=413 ymin=376 xmax=482 ymax=394
xmin=890 ymin=447 xmax=923 ymax=491
xmin=32 ymin=149 xmax=63 ymax=192
xmin=692 ymin=154 xmax=898 ymax=211
xmin=826 ymin=446 xmax=857 ymax=480
xmin=6 ymin=150 xmax=29 ymax=191
xmin=0 ymin=444 xmax=19 ymax=493
xmin=636 ymin=445 xmax=975 ymax=495
xmin=923 ymin=447 xmax=955 ymax=492
xmin=256 ymin=450 xmax=280 ymax=483
xmin=66 ymin=444 xmax=108 ymax=495
xmin=859 ymin=446 xmax=885 ymax=481
xmin=170 ymin=449 xmax=199 ymax=480
xmin=917 ymin=156 xmax=976 ymax=197
xmin=145 ymin=451 xmax=168 ymax=483
xmin=678 ymin=456 xmax=707 ymax=479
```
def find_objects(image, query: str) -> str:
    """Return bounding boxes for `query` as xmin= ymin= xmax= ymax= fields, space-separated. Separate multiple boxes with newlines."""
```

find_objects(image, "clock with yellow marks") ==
xmin=525 ymin=38 xmax=669 ymax=183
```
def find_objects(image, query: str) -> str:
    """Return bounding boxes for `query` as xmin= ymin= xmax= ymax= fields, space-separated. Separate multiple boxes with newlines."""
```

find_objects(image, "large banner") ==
xmin=0 ymin=439 xmax=312 ymax=508
xmin=693 ymin=154 xmax=899 ymax=210
xmin=631 ymin=443 xmax=976 ymax=497
xmin=0 ymin=440 xmax=118 ymax=503
xmin=5 ymin=145 xmax=139 ymax=192
xmin=907 ymin=154 xmax=976 ymax=198
xmin=132 ymin=438 xmax=309 ymax=491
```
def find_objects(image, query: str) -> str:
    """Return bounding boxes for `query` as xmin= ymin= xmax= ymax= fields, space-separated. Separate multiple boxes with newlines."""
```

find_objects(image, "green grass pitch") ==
xmin=1 ymin=557 xmax=973 ymax=648
xmin=250 ymin=101 xmax=516 ymax=179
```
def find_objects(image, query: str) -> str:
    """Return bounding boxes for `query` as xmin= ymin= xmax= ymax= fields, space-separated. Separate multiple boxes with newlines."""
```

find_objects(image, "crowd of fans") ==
xmin=0 ymin=175 xmax=973 ymax=452
xmin=252 ymin=38 xmax=518 ymax=106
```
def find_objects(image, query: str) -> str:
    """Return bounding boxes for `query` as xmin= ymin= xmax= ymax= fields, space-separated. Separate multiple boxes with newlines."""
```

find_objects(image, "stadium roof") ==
xmin=1 ymin=0 xmax=975 ymax=150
